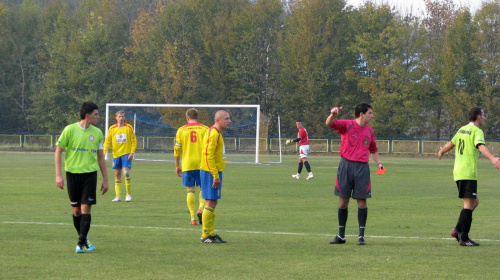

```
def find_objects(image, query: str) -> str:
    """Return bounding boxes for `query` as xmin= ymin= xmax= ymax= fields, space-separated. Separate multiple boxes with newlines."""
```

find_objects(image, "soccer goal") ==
xmin=105 ymin=103 xmax=282 ymax=164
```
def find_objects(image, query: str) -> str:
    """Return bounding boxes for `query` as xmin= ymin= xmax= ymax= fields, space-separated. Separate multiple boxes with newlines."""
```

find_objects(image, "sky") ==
xmin=345 ymin=0 xmax=491 ymax=15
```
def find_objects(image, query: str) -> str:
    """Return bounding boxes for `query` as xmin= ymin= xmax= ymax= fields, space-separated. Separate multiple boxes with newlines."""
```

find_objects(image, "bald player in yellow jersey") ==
xmin=174 ymin=108 xmax=209 ymax=225
xmin=200 ymin=110 xmax=231 ymax=243
xmin=103 ymin=110 xmax=137 ymax=202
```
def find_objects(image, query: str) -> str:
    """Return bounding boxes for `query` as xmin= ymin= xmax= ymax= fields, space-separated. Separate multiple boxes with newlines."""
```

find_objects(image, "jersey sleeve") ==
xmin=368 ymin=127 xmax=378 ymax=154
xmin=173 ymin=127 xmax=182 ymax=157
xmin=103 ymin=126 xmax=113 ymax=153
xmin=56 ymin=126 xmax=70 ymax=149
xmin=129 ymin=125 xmax=137 ymax=153
xmin=205 ymin=129 xmax=220 ymax=179
xmin=329 ymin=119 xmax=349 ymax=134
xmin=474 ymin=129 xmax=485 ymax=148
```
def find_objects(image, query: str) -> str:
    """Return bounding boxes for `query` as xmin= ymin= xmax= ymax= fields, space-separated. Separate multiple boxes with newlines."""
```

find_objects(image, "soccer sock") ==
xmin=298 ymin=162 xmax=303 ymax=174
xmin=198 ymin=192 xmax=205 ymax=212
xmin=455 ymin=208 xmax=464 ymax=232
xmin=460 ymin=209 xmax=473 ymax=241
xmin=78 ymin=214 xmax=91 ymax=246
xmin=338 ymin=208 xmax=348 ymax=238
xmin=304 ymin=161 xmax=311 ymax=173
xmin=202 ymin=206 xmax=215 ymax=238
xmin=72 ymin=215 xmax=81 ymax=234
xmin=187 ymin=189 xmax=196 ymax=221
xmin=115 ymin=180 xmax=122 ymax=198
xmin=125 ymin=178 xmax=131 ymax=196
xmin=358 ymin=207 xmax=368 ymax=237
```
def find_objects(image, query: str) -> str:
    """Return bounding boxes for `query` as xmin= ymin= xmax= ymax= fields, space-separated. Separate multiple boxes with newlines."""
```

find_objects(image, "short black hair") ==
xmin=80 ymin=102 xmax=98 ymax=120
xmin=468 ymin=107 xmax=483 ymax=121
xmin=355 ymin=103 xmax=372 ymax=118
xmin=296 ymin=120 xmax=303 ymax=123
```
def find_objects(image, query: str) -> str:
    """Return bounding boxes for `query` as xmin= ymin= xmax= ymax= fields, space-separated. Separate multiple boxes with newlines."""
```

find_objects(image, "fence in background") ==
xmin=2 ymin=132 xmax=499 ymax=155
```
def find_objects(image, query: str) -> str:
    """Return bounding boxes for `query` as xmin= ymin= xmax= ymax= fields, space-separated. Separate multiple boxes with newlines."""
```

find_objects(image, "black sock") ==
xmin=298 ymin=162 xmax=303 ymax=174
xmin=78 ymin=214 xmax=91 ymax=246
xmin=460 ymin=209 xmax=473 ymax=241
xmin=304 ymin=161 xmax=311 ymax=173
xmin=338 ymin=208 xmax=348 ymax=238
xmin=358 ymin=208 xmax=368 ymax=237
xmin=455 ymin=209 xmax=464 ymax=232
xmin=72 ymin=215 xmax=81 ymax=234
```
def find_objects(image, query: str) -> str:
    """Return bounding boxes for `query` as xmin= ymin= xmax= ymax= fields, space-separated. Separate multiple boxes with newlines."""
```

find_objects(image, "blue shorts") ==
xmin=182 ymin=170 xmax=201 ymax=187
xmin=112 ymin=154 xmax=132 ymax=169
xmin=200 ymin=170 xmax=222 ymax=200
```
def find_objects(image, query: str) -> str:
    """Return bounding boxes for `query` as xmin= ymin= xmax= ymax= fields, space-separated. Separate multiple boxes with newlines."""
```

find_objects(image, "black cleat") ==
xmin=328 ymin=235 xmax=346 ymax=244
xmin=200 ymin=235 xmax=227 ymax=244
xmin=460 ymin=239 xmax=480 ymax=246
xmin=197 ymin=210 xmax=203 ymax=225
xmin=357 ymin=236 xmax=366 ymax=245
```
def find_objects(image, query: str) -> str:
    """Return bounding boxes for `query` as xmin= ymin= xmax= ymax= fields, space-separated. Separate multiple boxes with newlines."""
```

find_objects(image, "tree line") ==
xmin=1 ymin=0 xmax=499 ymax=138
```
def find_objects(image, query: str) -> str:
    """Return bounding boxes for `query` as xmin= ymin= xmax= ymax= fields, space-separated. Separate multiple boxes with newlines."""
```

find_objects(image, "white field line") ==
xmin=3 ymin=221 xmax=500 ymax=242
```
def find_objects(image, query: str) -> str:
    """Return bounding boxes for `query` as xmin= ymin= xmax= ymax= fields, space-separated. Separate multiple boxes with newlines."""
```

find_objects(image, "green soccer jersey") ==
xmin=451 ymin=123 xmax=485 ymax=181
xmin=56 ymin=123 xmax=104 ymax=174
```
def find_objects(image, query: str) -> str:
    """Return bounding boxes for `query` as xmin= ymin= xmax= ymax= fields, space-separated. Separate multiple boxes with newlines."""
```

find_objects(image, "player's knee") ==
xmin=124 ymin=169 xmax=130 ymax=179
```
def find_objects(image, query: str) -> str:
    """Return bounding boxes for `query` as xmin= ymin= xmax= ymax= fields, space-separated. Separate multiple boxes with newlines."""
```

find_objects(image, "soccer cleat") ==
xmin=357 ymin=236 xmax=366 ymax=245
xmin=190 ymin=220 xmax=197 ymax=226
xmin=460 ymin=239 xmax=480 ymax=246
xmin=200 ymin=235 xmax=227 ymax=243
xmin=85 ymin=238 xmax=95 ymax=251
xmin=112 ymin=197 xmax=121 ymax=202
xmin=197 ymin=210 xmax=203 ymax=225
xmin=306 ymin=173 xmax=314 ymax=180
xmin=211 ymin=235 xmax=227 ymax=243
xmin=292 ymin=174 xmax=300 ymax=179
xmin=328 ymin=235 xmax=346 ymax=244
xmin=75 ymin=245 xmax=85 ymax=254
xmin=451 ymin=228 xmax=460 ymax=242
xmin=125 ymin=195 xmax=132 ymax=202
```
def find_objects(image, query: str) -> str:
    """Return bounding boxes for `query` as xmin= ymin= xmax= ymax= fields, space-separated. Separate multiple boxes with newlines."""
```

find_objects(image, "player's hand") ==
xmin=330 ymin=106 xmax=343 ymax=116
xmin=285 ymin=140 xmax=292 ymax=145
xmin=212 ymin=178 xmax=221 ymax=188
xmin=56 ymin=175 xmax=64 ymax=189
xmin=101 ymin=181 xmax=109 ymax=195
xmin=492 ymin=157 xmax=500 ymax=169
xmin=438 ymin=147 xmax=444 ymax=159
xmin=128 ymin=153 xmax=134 ymax=160
xmin=175 ymin=167 xmax=182 ymax=177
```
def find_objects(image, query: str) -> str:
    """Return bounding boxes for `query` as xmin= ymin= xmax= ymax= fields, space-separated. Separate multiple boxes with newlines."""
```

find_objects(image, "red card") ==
xmin=376 ymin=167 xmax=386 ymax=175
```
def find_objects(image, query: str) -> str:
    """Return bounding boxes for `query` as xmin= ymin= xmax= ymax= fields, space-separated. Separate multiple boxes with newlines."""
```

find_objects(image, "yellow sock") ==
xmin=198 ymin=191 xmax=205 ymax=212
xmin=115 ymin=180 xmax=122 ymax=197
xmin=187 ymin=190 xmax=196 ymax=221
xmin=202 ymin=206 xmax=215 ymax=238
xmin=125 ymin=178 xmax=131 ymax=195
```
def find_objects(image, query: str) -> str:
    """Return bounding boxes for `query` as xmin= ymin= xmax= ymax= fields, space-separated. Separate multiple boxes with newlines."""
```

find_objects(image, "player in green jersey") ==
xmin=438 ymin=107 xmax=500 ymax=246
xmin=55 ymin=101 xmax=109 ymax=253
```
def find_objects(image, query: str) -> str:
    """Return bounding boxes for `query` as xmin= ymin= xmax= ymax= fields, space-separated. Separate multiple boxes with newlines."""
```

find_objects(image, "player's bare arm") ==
xmin=97 ymin=149 xmax=109 ymax=195
xmin=371 ymin=152 xmax=383 ymax=169
xmin=55 ymin=146 xmax=65 ymax=189
xmin=438 ymin=141 xmax=455 ymax=159
xmin=478 ymin=145 xmax=500 ymax=169
xmin=326 ymin=106 xmax=343 ymax=126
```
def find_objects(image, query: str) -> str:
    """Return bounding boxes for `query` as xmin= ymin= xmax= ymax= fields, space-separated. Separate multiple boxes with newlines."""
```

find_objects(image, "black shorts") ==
xmin=335 ymin=157 xmax=371 ymax=199
xmin=456 ymin=180 xmax=477 ymax=199
xmin=66 ymin=171 xmax=97 ymax=207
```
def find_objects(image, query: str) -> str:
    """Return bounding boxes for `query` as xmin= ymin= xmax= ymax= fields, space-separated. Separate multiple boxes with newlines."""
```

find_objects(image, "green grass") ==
xmin=1 ymin=151 xmax=500 ymax=279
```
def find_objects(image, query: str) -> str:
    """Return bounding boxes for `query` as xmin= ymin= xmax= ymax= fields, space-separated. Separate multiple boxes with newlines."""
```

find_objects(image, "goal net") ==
xmin=105 ymin=103 xmax=282 ymax=164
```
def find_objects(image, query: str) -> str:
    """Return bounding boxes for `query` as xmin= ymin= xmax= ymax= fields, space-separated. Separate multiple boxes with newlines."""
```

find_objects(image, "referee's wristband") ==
xmin=377 ymin=162 xmax=383 ymax=167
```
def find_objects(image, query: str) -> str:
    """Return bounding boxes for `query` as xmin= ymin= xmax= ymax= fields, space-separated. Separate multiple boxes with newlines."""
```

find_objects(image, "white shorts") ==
xmin=299 ymin=145 xmax=310 ymax=158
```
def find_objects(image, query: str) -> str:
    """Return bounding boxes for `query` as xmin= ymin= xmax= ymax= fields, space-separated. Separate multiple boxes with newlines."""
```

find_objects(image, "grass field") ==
xmin=1 ymin=151 xmax=500 ymax=279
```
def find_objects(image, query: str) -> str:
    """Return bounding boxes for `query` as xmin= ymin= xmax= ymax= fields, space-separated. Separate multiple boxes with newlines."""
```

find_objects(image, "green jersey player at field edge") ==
xmin=55 ymin=101 xmax=109 ymax=253
xmin=174 ymin=108 xmax=208 ymax=226
xmin=438 ymin=107 xmax=500 ymax=246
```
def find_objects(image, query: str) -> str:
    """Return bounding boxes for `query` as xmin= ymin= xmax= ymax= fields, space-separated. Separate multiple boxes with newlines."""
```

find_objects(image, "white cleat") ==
xmin=292 ymin=174 xmax=300 ymax=179
xmin=112 ymin=197 xmax=121 ymax=202
xmin=306 ymin=173 xmax=314 ymax=180
xmin=125 ymin=195 xmax=132 ymax=202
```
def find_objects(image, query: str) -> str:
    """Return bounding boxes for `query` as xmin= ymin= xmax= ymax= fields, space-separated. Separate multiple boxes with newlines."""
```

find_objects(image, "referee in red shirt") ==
xmin=325 ymin=103 xmax=383 ymax=246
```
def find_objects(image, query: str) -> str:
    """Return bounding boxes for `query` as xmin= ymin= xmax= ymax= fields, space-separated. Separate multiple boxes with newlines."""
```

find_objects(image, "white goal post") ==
xmin=105 ymin=103 xmax=281 ymax=164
